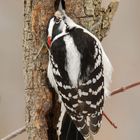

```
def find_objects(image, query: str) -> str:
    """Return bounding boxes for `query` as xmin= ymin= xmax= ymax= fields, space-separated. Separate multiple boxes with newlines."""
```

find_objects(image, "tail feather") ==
xmin=89 ymin=112 xmax=103 ymax=135
xmin=60 ymin=113 xmax=84 ymax=140
xmin=60 ymin=113 xmax=96 ymax=140
xmin=84 ymin=132 xmax=94 ymax=140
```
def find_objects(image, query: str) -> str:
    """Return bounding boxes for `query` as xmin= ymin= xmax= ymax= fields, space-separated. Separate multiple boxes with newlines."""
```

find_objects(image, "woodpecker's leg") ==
xmin=57 ymin=102 xmax=66 ymax=140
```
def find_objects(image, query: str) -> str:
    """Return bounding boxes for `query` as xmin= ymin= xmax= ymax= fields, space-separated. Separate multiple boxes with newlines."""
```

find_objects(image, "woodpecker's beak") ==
xmin=47 ymin=36 xmax=52 ymax=47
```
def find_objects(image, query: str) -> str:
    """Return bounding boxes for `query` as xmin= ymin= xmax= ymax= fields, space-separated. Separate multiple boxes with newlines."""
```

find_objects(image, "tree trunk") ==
xmin=23 ymin=0 xmax=119 ymax=140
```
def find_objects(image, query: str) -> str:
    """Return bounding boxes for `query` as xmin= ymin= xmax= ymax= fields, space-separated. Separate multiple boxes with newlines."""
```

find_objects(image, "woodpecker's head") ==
xmin=46 ymin=11 xmax=76 ymax=47
xmin=46 ymin=11 xmax=67 ymax=47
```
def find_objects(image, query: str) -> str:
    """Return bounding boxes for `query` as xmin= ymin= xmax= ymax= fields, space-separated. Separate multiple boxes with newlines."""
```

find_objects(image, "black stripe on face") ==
xmin=52 ymin=22 xmax=61 ymax=40
xmin=46 ymin=16 xmax=63 ymax=41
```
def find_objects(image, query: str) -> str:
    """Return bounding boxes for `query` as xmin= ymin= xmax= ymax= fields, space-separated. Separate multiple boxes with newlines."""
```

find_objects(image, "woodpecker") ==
xmin=46 ymin=3 xmax=112 ymax=140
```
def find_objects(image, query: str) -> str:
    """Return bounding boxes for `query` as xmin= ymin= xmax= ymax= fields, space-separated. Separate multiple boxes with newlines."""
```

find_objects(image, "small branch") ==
xmin=103 ymin=81 xmax=140 ymax=129
xmin=111 ymin=81 xmax=140 ymax=96
xmin=1 ymin=126 xmax=26 ymax=140
xmin=103 ymin=112 xmax=117 ymax=129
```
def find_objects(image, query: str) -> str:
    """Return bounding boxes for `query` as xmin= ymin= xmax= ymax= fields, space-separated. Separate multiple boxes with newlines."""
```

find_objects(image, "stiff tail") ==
xmin=60 ymin=113 xmax=84 ymax=140
xmin=60 ymin=113 xmax=96 ymax=140
xmin=89 ymin=114 xmax=102 ymax=135
xmin=84 ymin=133 xmax=94 ymax=140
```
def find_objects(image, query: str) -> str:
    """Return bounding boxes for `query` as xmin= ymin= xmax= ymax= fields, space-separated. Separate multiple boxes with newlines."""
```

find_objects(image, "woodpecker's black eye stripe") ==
xmin=54 ymin=17 xmax=61 ymax=24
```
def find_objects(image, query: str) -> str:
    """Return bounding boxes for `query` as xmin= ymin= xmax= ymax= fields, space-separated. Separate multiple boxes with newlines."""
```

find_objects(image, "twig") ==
xmin=111 ymin=81 xmax=140 ymax=96
xmin=103 ymin=112 xmax=117 ymax=129
xmin=33 ymin=45 xmax=44 ymax=61
xmin=1 ymin=126 xmax=26 ymax=140
xmin=103 ymin=81 xmax=140 ymax=129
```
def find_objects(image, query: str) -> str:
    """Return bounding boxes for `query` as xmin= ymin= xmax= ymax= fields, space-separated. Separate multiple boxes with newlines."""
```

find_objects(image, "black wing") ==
xmin=70 ymin=28 xmax=104 ymax=135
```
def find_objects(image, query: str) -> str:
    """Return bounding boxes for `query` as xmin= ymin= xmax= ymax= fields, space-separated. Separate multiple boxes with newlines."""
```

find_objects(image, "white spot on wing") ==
xmin=82 ymin=111 xmax=88 ymax=114
xmin=87 ymin=116 xmax=90 ymax=126
xmin=92 ymin=78 xmax=96 ymax=83
xmin=68 ymin=93 xmax=72 ymax=98
xmin=94 ymin=47 xmax=98 ymax=59
xmin=59 ymin=92 xmax=69 ymax=100
xmin=86 ymin=80 xmax=92 ymax=85
xmin=96 ymin=97 xmax=103 ymax=106
xmin=78 ymin=89 xmax=88 ymax=96
xmin=71 ymin=116 xmax=76 ymax=121
xmin=90 ymin=104 xmax=96 ymax=109
xmin=94 ymin=55 xmax=101 ymax=69
xmin=86 ymin=101 xmax=92 ymax=105
xmin=52 ymin=68 xmax=60 ymax=76
xmin=82 ymin=92 xmax=88 ymax=96
xmin=63 ymin=85 xmax=71 ymax=89
xmin=92 ymin=82 xmax=103 ymax=95
xmin=78 ymin=100 xmax=82 ymax=103
xmin=57 ymin=81 xmax=62 ymax=87
xmin=73 ymin=103 xmax=78 ymax=108
xmin=96 ymin=71 xmax=102 ymax=80
xmin=89 ymin=88 xmax=92 ymax=93
xmin=73 ymin=95 xmax=78 ymax=99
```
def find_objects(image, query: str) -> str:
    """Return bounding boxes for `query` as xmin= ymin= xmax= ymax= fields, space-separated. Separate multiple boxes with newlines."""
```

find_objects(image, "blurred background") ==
xmin=0 ymin=0 xmax=140 ymax=140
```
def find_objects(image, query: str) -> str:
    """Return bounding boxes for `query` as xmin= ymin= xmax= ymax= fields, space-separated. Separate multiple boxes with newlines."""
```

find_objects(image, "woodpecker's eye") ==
xmin=54 ymin=17 xmax=61 ymax=24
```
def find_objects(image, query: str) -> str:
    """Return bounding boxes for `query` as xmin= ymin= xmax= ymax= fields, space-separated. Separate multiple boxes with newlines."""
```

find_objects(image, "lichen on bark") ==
xmin=23 ymin=0 xmax=119 ymax=140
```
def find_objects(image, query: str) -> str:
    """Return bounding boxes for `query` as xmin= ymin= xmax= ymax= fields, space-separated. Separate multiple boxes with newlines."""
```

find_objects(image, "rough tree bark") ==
xmin=23 ymin=0 xmax=119 ymax=140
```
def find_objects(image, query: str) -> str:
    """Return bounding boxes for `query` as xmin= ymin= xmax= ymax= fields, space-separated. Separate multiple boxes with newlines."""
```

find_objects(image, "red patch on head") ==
xmin=47 ymin=36 xmax=52 ymax=47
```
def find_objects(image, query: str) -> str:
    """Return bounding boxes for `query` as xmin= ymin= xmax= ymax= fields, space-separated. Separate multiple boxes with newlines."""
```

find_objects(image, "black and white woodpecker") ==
xmin=46 ymin=0 xmax=112 ymax=140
